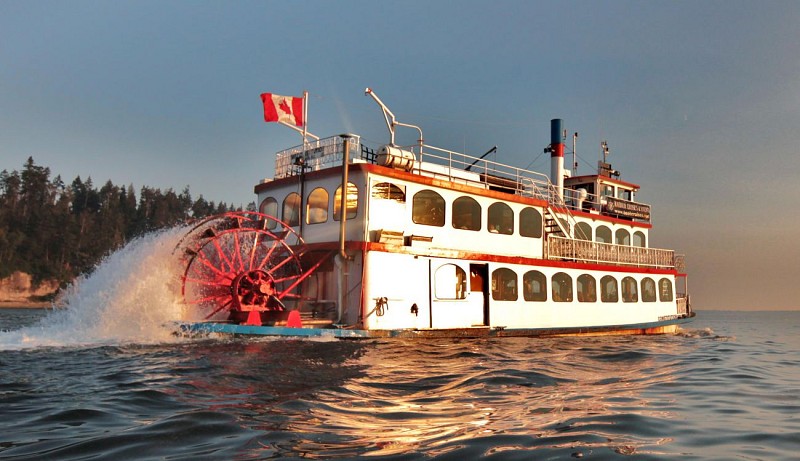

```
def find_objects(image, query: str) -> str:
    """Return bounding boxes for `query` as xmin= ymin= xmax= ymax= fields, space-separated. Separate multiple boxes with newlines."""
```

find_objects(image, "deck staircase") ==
xmin=543 ymin=207 xmax=569 ymax=238
xmin=542 ymin=182 xmax=580 ymax=240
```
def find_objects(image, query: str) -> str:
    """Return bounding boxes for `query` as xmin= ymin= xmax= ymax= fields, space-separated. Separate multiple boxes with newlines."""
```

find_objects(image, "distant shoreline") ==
xmin=0 ymin=301 xmax=52 ymax=309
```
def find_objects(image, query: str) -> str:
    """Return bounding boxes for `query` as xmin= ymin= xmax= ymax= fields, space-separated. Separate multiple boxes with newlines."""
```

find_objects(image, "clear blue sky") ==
xmin=2 ymin=0 xmax=799 ymax=310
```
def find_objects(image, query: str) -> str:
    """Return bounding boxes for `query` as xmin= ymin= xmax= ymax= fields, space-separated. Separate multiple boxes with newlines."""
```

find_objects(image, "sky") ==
xmin=2 ymin=0 xmax=799 ymax=310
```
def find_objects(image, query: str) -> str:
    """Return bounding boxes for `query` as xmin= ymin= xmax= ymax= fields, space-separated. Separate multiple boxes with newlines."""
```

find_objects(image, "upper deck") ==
xmin=256 ymin=133 xmax=682 ymax=271
xmin=268 ymin=134 xmax=651 ymax=224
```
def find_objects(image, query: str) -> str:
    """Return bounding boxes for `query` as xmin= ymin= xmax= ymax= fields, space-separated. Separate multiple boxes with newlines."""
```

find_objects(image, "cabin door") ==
xmin=429 ymin=260 xmax=487 ymax=329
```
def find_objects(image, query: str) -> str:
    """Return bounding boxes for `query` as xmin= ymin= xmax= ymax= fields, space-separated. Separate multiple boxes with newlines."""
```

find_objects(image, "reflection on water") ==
xmin=2 ymin=312 xmax=799 ymax=460
xmin=168 ymin=335 xmax=694 ymax=459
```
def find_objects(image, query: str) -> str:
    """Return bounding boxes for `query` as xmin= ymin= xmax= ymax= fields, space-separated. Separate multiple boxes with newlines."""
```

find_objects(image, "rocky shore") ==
xmin=0 ymin=272 xmax=58 ymax=308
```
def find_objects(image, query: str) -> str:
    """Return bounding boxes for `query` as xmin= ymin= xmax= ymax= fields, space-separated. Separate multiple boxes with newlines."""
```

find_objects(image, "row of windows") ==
xmin=433 ymin=264 xmax=673 ymax=304
xmin=490 ymin=269 xmax=673 ymax=303
xmin=261 ymin=181 xmax=646 ymax=246
xmin=259 ymin=183 xmax=359 ymax=229
xmin=574 ymin=222 xmax=646 ymax=247
xmin=411 ymin=189 xmax=543 ymax=237
xmin=409 ymin=188 xmax=645 ymax=245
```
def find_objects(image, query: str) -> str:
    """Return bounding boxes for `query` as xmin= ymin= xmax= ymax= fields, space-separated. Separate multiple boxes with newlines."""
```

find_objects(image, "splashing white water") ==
xmin=1 ymin=227 xmax=191 ymax=350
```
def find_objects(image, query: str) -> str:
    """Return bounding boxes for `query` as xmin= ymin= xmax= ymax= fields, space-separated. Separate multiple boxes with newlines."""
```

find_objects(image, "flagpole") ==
xmin=303 ymin=90 xmax=309 ymax=146
xmin=299 ymin=90 xmax=309 ymax=238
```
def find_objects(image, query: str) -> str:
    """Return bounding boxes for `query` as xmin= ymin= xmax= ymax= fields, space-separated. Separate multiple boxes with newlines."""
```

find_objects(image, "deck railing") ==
xmin=416 ymin=144 xmax=553 ymax=201
xmin=275 ymin=135 xmax=363 ymax=179
xmin=546 ymin=236 xmax=677 ymax=269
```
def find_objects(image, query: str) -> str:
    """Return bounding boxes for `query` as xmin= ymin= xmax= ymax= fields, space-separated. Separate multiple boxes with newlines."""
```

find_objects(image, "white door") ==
xmin=430 ymin=260 xmax=485 ymax=328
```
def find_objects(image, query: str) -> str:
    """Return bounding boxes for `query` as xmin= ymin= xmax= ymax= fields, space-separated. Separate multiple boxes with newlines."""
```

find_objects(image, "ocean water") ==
xmin=1 ymin=233 xmax=799 ymax=460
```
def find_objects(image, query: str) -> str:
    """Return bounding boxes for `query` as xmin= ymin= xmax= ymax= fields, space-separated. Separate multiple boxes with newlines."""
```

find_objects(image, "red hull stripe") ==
xmin=301 ymin=241 xmax=678 ymax=276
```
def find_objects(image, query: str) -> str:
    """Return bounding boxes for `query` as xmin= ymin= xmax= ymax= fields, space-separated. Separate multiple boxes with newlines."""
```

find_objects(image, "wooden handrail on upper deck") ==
xmin=546 ymin=236 xmax=677 ymax=269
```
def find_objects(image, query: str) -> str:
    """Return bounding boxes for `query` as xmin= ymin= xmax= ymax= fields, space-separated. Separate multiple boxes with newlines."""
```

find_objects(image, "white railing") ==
xmin=415 ymin=144 xmax=554 ymax=201
xmin=275 ymin=135 xmax=362 ymax=179
xmin=546 ymin=236 xmax=676 ymax=269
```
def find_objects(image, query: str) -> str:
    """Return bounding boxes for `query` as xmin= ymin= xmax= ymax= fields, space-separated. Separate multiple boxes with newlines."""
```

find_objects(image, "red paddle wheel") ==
xmin=176 ymin=211 xmax=317 ymax=326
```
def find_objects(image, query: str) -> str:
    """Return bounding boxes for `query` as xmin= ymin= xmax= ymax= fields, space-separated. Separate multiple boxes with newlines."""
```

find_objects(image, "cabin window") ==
xmin=434 ymin=264 xmax=467 ymax=300
xmin=601 ymin=184 xmax=614 ymax=198
xmin=552 ymin=272 xmax=573 ymax=302
xmin=519 ymin=207 xmax=542 ymax=238
xmin=575 ymin=222 xmax=592 ymax=241
xmin=452 ymin=196 xmax=481 ymax=231
xmin=618 ymin=189 xmax=632 ymax=201
xmin=601 ymin=275 xmax=618 ymax=302
xmin=633 ymin=231 xmax=646 ymax=248
xmin=306 ymin=187 xmax=328 ymax=224
xmin=615 ymin=228 xmax=631 ymax=246
xmin=596 ymin=225 xmax=612 ymax=244
xmin=522 ymin=270 xmax=547 ymax=302
xmin=259 ymin=197 xmax=278 ymax=230
xmin=491 ymin=268 xmax=517 ymax=301
xmin=577 ymin=274 xmax=597 ymax=302
xmin=641 ymin=277 xmax=657 ymax=302
xmin=333 ymin=182 xmax=358 ymax=221
xmin=621 ymin=276 xmax=638 ymax=302
xmin=412 ymin=189 xmax=445 ymax=227
xmin=282 ymin=193 xmax=301 ymax=227
xmin=659 ymin=278 xmax=674 ymax=302
xmin=372 ymin=182 xmax=405 ymax=202
xmin=488 ymin=202 xmax=513 ymax=234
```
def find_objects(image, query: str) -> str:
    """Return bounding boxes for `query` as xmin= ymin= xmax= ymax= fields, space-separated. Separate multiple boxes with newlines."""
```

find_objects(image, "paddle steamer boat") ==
xmin=178 ymin=89 xmax=693 ymax=338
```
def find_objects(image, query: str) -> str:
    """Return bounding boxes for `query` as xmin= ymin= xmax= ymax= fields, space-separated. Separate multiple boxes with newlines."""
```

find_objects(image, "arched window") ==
xmin=641 ymin=277 xmax=656 ymax=302
xmin=259 ymin=197 xmax=278 ymax=230
xmin=412 ymin=189 xmax=445 ymax=227
xmin=601 ymin=275 xmax=618 ymax=302
xmin=452 ymin=196 xmax=481 ymax=231
xmin=371 ymin=182 xmax=405 ymax=202
xmin=552 ymin=272 xmax=573 ymax=302
xmin=575 ymin=222 xmax=592 ymax=241
xmin=491 ymin=268 xmax=517 ymax=301
xmin=596 ymin=225 xmax=612 ymax=244
xmin=659 ymin=278 xmax=674 ymax=302
xmin=333 ymin=182 xmax=358 ymax=221
xmin=488 ymin=202 xmax=514 ymax=235
xmin=282 ymin=193 xmax=301 ymax=227
xmin=577 ymin=274 xmax=597 ymax=302
xmin=434 ymin=264 xmax=467 ymax=300
xmin=523 ymin=270 xmax=547 ymax=301
xmin=615 ymin=228 xmax=631 ymax=245
xmin=519 ymin=207 xmax=542 ymax=238
xmin=306 ymin=187 xmax=328 ymax=224
xmin=633 ymin=231 xmax=646 ymax=248
xmin=621 ymin=276 xmax=638 ymax=302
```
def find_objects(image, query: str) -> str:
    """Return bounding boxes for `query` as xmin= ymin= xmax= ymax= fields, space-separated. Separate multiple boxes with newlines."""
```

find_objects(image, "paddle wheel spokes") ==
xmin=176 ymin=211 xmax=305 ymax=325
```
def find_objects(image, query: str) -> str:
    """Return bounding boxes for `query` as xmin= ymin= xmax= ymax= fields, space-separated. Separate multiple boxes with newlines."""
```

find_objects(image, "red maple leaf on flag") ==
xmin=279 ymin=99 xmax=292 ymax=116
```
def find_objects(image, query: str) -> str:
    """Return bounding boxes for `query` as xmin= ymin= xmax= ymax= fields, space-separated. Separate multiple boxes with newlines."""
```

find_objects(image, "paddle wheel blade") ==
xmin=175 ymin=211 xmax=305 ymax=324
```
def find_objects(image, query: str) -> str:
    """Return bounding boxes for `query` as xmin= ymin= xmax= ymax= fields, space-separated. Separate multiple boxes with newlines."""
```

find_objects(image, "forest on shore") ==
xmin=0 ymin=157 xmax=248 ymax=295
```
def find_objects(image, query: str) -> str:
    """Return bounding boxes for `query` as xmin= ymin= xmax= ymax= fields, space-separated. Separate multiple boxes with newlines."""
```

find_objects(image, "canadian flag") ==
xmin=260 ymin=93 xmax=304 ymax=126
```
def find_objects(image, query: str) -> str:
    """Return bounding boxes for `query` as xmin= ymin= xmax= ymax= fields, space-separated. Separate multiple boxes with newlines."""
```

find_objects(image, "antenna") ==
xmin=572 ymin=132 xmax=579 ymax=175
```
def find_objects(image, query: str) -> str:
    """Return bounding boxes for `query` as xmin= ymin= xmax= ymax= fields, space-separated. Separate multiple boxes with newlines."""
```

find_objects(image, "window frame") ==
xmin=552 ymin=272 xmax=573 ymax=302
xmin=522 ymin=270 xmax=547 ymax=302
xmin=412 ymin=189 xmax=446 ymax=227
xmin=306 ymin=187 xmax=329 ymax=224
xmin=452 ymin=196 xmax=481 ymax=231
xmin=491 ymin=267 xmax=518 ymax=301
xmin=333 ymin=182 xmax=358 ymax=221
xmin=282 ymin=192 xmax=301 ymax=227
